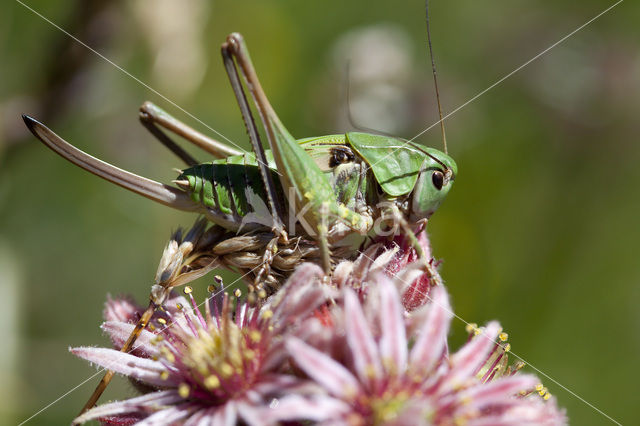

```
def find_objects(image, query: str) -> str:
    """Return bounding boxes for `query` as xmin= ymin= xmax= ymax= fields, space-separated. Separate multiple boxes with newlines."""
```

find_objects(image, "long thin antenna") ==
xmin=426 ymin=0 xmax=448 ymax=154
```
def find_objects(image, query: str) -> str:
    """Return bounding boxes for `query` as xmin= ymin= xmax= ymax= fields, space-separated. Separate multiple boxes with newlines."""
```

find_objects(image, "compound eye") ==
xmin=432 ymin=170 xmax=444 ymax=190
xmin=329 ymin=147 xmax=355 ymax=167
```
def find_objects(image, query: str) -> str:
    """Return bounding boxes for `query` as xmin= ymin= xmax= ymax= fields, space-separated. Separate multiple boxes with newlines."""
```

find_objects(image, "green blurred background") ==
xmin=1 ymin=0 xmax=637 ymax=424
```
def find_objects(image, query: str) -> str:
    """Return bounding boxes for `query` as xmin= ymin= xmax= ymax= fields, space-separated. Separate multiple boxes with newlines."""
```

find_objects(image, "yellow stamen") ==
xmin=204 ymin=375 xmax=220 ymax=390
xmin=178 ymin=383 xmax=190 ymax=398
xmin=249 ymin=330 xmax=261 ymax=343
xmin=162 ymin=348 xmax=175 ymax=363
xmin=220 ymin=362 xmax=234 ymax=377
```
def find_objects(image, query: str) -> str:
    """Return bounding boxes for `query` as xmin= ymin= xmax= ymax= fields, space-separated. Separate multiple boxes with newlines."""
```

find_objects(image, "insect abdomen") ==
xmin=178 ymin=159 xmax=281 ymax=231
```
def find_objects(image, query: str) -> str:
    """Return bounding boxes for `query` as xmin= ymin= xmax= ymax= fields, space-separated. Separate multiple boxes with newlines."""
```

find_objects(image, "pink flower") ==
xmin=281 ymin=275 xmax=566 ymax=425
xmin=71 ymin=264 xmax=343 ymax=425
xmin=362 ymin=228 xmax=444 ymax=311
xmin=71 ymin=236 xmax=567 ymax=425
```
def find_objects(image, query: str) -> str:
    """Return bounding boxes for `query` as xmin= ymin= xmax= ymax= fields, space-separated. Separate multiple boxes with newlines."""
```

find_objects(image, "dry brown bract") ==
xmin=152 ymin=218 xmax=351 ymax=304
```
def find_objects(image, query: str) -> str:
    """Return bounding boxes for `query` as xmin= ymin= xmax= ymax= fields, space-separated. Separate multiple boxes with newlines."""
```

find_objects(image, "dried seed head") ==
xmin=154 ymin=219 xmax=220 ymax=291
xmin=155 ymin=238 xmax=182 ymax=285
xmin=150 ymin=218 xmax=334 ymax=304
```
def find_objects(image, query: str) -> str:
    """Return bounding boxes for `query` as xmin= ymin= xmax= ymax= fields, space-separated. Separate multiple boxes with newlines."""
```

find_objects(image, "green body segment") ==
xmin=346 ymin=132 xmax=457 ymax=197
xmin=178 ymin=132 xmax=456 ymax=234
xmin=268 ymin=125 xmax=339 ymax=232
xmin=180 ymin=154 xmax=276 ymax=230
xmin=179 ymin=135 xmax=363 ymax=232
xmin=296 ymin=134 xmax=347 ymax=169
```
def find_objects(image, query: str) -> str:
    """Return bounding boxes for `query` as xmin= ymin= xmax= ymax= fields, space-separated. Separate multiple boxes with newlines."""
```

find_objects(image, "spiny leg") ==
xmin=318 ymin=201 xmax=333 ymax=273
xmin=224 ymin=34 xmax=379 ymax=275
xmin=223 ymin=33 xmax=343 ymax=274
xmin=139 ymin=101 xmax=243 ymax=161
xmin=221 ymin=40 xmax=286 ymax=242
xmin=139 ymin=105 xmax=198 ymax=166
xmin=250 ymin=238 xmax=279 ymax=302
xmin=141 ymin=82 xmax=289 ymax=277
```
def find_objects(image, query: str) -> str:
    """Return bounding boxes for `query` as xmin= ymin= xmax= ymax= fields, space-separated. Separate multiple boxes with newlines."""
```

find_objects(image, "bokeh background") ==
xmin=1 ymin=0 xmax=638 ymax=424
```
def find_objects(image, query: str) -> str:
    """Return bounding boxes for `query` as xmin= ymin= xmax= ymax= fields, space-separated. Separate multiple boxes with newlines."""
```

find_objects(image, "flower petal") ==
xmin=99 ymin=413 xmax=145 ymax=425
xmin=104 ymin=295 xmax=143 ymax=323
xmin=211 ymin=399 xmax=237 ymax=426
xmin=101 ymin=321 xmax=158 ymax=357
xmin=332 ymin=260 xmax=354 ymax=288
xmin=395 ymin=263 xmax=424 ymax=293
xmin=443 ymin=321 xmax=501 ymax=391
xmin=377 ymin=276 xmax=408 ymax=374
xmin=409 ymin=285 xmax=452 ymax=373
xmin=263 ymin=394 xmax=352 ymax=423
xmin=344 ymin=288 xmax=383 ymax=389
xmin=441 ymin=374 xmax=539 ymax=416
xmin=286 ymin=337 xmax=361 ymax=399
xmin=369 ymin=246 xmax=400 ymax=274
xmin=350 ymin=243 xmax=383 ymax=282
xmin=70 ymin=347 xmax=178 ymax=387
xmin=183 ymin=407 xmax=218 ymax=426
xmin=402 ymin=268 xmax=438 ymax=310
xmin=462 ymin=374 xmax=539 ymax=410
xmin=135 ymin=404 xmax=193 ymax=425
xmin=270 ymin=263 xmax=326 ymax=324
xmin=251 ymin=374 xmax=303 ymax=396
xmin=468 ymin=397 xmax=567 ymax=426
xmin=236 ymin=402 xmax=262 ymax=426
xmin=72 ymin=390 xmax=182 ymax=424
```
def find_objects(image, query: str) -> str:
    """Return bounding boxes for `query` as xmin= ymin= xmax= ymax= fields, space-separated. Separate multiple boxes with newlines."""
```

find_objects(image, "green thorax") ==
xmin=345 ymin=132 xmax=457 ymax=197
xmin=179 ymin=132 xmax=456 ymax=223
